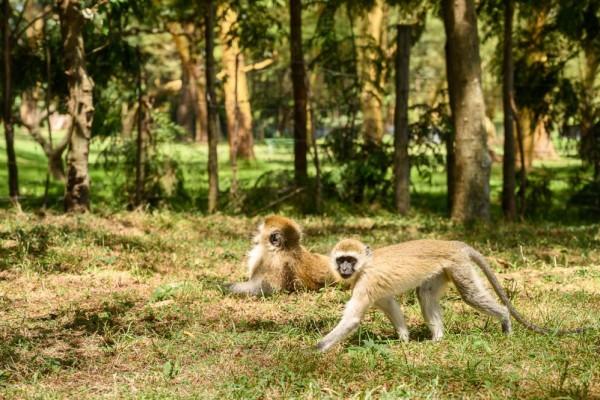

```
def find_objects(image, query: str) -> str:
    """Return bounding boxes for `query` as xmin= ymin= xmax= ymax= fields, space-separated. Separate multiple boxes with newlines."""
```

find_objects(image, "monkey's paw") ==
xmin=315 ymin=341 xmax=330 ymax=353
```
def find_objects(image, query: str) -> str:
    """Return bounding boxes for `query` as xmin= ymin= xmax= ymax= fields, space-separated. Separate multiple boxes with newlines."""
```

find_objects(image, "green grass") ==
xmin=0 ymin=129 xmax=592 ymax=222
xmin=0 ymin=212 xmax=599 ymax=398
xmin=1 ymin=129 xmax=599 ymax=398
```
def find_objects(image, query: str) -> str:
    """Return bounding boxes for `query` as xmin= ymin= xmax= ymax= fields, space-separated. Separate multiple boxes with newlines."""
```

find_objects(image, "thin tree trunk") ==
xmin=205 ymin=0 xmax=219 ymax=213
xmin=306 ymin=71 xmax=322 ymax=212
xmin=43 ymin=17 xmax=54 ymax=208
xmin=501 ymin=0 xmax=517 ymax=220
xmin=444 ymin=41 xmax=456 ymax=214
xmin=59 ymin=0 xmax=94 ymax=212
xmin=357 ymin=0 xmax=385 ymax=144
xmin=511 ymin=97 xmax=527 ymax=218
xmin=393 ymin=24 xmax=411 ymax=215
xmin=230 ymin=54 xmax=239 ymax=203
xmin=290 ymin=0 xmax=308 ymax=184
xmin=2 ymin=0 xmax=19 ymax=206
xmin=135 ymin=45 xmax=144 ymax=207
xmin=442 ymin=0 xmax=491 ymax=223
xmin=219 ymin=7 xmax=254 ymax=160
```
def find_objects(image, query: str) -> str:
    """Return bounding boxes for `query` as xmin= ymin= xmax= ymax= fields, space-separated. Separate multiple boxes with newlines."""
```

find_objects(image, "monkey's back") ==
xmin=359 ymin=240 xmax=467 ymax=299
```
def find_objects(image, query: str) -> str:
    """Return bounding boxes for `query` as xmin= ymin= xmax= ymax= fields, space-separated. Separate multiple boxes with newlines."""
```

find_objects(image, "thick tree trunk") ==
xmin=502 ymin=0 xmax=517 ymax=220
xmin=169 ymin=22 xmax=208 ymax=143
xmin=393 ymin=25 xmax=411 ymax=215
xmin=289 ymin=0 xmax=308 ymax=184
xmin=357 ymin=0 xmax=385 ymax=144
xmin=516 ymin=111 xmax=558 ymax=169
xmin=444 ymin=42 xmax=456 ymax=214
xmin=442 ymin=0 xmax=491 ymax=223
xmin=219 ymin=7 xmax=255 ymax=160
xmin=205 ymin=0 xmax=219 ymax=213
xmin=2 ymin=0 xmax=19 ymax=205
xmin=59 ymin=0 xmax=94 ymax=212
xmin=580 ymin=44 xmax=600 ymax=180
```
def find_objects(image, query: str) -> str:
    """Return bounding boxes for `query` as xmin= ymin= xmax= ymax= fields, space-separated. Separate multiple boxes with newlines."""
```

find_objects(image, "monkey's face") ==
xmin=267 ymin=230 xmax=284 ymax=249
xmin=335 ymin=255 xmax=358 ymax=278
xmin=331 ymin=239 xmax=372 ymax=280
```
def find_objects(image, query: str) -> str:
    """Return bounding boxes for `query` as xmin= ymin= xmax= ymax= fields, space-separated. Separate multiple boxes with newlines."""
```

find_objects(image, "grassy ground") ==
xmin=0 ymin=211 xmax=599 ymax=398
xmin=1 ymin=130 xmax=599 ymax=398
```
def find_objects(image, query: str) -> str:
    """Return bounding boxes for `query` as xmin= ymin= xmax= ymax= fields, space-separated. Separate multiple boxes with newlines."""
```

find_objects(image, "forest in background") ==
xmin=0 ymin=0 xmax=599 ymax=220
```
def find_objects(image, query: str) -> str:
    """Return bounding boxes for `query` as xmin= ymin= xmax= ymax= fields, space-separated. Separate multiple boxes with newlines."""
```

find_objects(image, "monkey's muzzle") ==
xmin=336 ymin=256 xmax=357 ymax=278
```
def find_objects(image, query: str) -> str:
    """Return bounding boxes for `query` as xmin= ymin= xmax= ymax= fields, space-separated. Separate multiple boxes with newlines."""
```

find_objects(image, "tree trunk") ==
xmin=219 ymin=7 xmax=255 ymax=160
xmin=59 ymin=0 xmax=94 ymax=212
xmin=442 ymin=0 xmax=491 ymax=223
xmin=289 ymin=0 xmax=308 ymax=184
xmin=357 ymin=0 xmax=385 ymax=144
xmin=444 ymin=42 xmax=456 ymax=214
xmin=205 ymin=0 xmax=219 ymax=213
xmin=58 ymin=0 xmax=94 ymax=212
xmin=393 ymin=25 xmax=411 ymax=215
xmin=2 ymin=0 xmax=19 ymax=205
xmin=19 ymin=90 xmax=69 ymax=180
xmin=501 ymin=0 xmax=517 ymax=220
xmin=580 ymin=43 xmax=600 ymax=180
xmin=169 ymin=22 xmax=208 ymax=143
xmin=134 ymin=46 xmax=144 ymax=207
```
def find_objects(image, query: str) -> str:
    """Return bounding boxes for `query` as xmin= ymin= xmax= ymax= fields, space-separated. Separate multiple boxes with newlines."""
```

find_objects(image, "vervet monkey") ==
xmin=227 ymin=215 xmax=339 ymax=296
xmin=317 ymin=238 xmax=587 ymax=352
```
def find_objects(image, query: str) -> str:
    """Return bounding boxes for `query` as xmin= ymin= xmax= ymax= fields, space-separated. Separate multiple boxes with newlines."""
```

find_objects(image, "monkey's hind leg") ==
xmin=317 ymin=296 xmax=371 ymax=352
xmin=375 ymin=296 xmax=409 ymax=342
xmin=227 ymin=279 xmax=274 ymax=297
xmin=416 ymin=273 xmax=448 ymax=341
xmin=449 ymin=264 xmax=512 ymax=334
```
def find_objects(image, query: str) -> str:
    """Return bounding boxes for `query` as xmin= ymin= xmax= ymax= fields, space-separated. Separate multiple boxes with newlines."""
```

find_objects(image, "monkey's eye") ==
xmin=269 ymin=232 xmax=283 ymax=247
xmin=336 ymin=256 xmax=357 ymax=266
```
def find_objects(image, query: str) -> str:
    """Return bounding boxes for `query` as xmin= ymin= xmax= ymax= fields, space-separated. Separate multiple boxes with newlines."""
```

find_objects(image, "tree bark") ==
xmin=59 ymin=0 xmax=94 ymax=213
xmin=134 ymin=45 xmax=144 ymax=207
xmin=580 ymin=43 xmax=600 ymax=180
xmin=393 ymin=25 xmax=411 ymax=215
xmin=2 ymin=0 xmax=19 ymax=205
xmin=19 ymin=90 xmax=69 ymax=180
xmin=442 ymin=0 xmax=491 ymax=223
xmin=501 ymin=0 xmax=517 ymax=220
xmin=511 ymin=97 xmax=527 ymax=217
xmin=289 ymin=0 xmax=308 ymax=184
xmin=168 ymin=22 xmax=208 ymax=143
xmin=444 ymin=42 xmax=456 ymax=214
xmin=357 ymin=0 xmax=385 ymax=144
xmin=205 ymin=0 xmax=219 ymax=213
xmin=219 ymin=7 xmax=254 ymax=160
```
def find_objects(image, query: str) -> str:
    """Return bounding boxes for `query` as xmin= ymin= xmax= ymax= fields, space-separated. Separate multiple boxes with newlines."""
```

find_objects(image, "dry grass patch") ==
xmin=0 ymin=210 xmax=599 ymax=398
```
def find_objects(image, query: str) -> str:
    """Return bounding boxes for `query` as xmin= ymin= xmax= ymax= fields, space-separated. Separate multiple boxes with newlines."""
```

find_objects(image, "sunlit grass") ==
xmin=0 ymin=212 xmax=598 ymax=398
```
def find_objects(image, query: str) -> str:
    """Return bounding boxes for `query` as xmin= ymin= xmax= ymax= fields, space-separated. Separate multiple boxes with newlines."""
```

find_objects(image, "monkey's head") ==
xmin=330 ymin=239 xmax=372 ymax=279
xmin=257 ymin=215 xmax=302 ymax=251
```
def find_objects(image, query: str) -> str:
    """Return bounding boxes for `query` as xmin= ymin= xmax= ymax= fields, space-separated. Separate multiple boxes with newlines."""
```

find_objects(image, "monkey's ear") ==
xmin=269 ymin=231 xmax=284 ymax=248
xmin=365 ymin=245 xmax=372 ymax=257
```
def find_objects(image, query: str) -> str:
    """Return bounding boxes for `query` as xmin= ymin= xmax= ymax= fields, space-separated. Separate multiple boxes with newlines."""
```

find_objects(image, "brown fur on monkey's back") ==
xmin=360 ymin=239 xmax=468 ymax=299
xmin=289 ymin=248 xmax=338 ymax=291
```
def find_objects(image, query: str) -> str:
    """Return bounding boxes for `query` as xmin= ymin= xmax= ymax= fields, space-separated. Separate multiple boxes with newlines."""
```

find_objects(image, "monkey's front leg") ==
xmin=317 ymin=296 xmax=371 ymax=352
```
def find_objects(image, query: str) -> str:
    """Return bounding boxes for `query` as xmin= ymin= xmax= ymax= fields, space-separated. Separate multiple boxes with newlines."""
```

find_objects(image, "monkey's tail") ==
xmin=468 ymin=249 xmax=588 ymax=335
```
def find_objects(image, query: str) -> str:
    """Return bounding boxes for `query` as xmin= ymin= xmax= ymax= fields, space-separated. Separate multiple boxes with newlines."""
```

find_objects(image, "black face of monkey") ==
xmin=336 ymin=255 xmax=357 ymax=278
xmin=269 ymin=231 xmax=284 ymax=248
